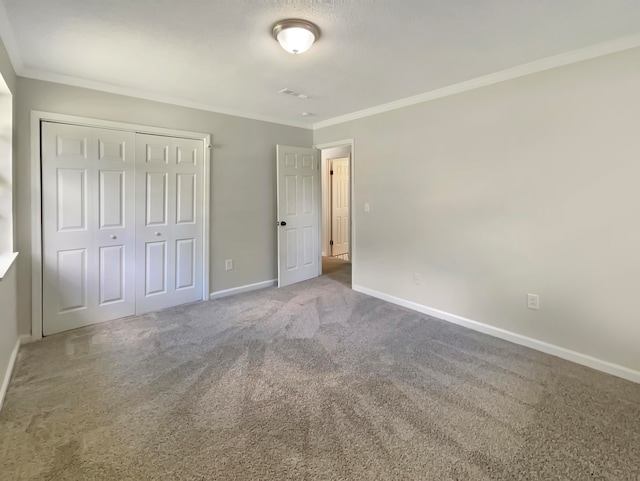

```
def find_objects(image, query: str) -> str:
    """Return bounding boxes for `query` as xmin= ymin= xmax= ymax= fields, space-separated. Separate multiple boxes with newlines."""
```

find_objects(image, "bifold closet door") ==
xmin=42 ymin=122 xmax=136 ymax=335
xmin=135 ymin=134 xmax=204 ymax=314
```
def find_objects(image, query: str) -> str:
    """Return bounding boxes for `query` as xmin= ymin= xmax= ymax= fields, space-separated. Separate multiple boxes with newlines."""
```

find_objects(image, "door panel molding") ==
xmin=277 ymin=145 xmax=320 ymax=287
xmin=32 ymin=111 xmax=211 ymax=340
xmin=135 ymin=133 xmax=204 ymax=314
xmin=42 ymin=123 xmax=136 ymax=335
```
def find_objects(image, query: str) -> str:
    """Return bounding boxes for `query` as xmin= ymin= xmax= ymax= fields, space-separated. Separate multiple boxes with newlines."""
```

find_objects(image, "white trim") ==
xmin=202 ymin=137 xmax=211 ymax=312
xmin=19 ymin=334 xmax=32 ymax=345
xmin=30 ymin=112 xmax=43 ymax=340
xmin=314 ymin=139 xmax=355 ymax=286
xmin=0 ymin=251 xmax=18 ymax=280
xmin=209 ymin=279 xmax=277 ymax=300
xmin=31 ymin=111 xmax=211 ymax=139
xmin=312 ymin=34 xmax=640 ymax=130
xmin=31 ymin=111 xmax=212 ymax=340
xmin=20 ymin=68 xmax=312 ymax=130
xmin=353 ymin=285 xmax=640 ymax=385
xmin=0 ymin=337 xmax=20 ymax=412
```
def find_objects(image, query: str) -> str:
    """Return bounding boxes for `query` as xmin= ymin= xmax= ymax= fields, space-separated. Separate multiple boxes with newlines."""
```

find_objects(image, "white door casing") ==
xmin=135 ymin=134 xmax=204 ymax=314
xmin=277 ymin=145 xmax=320 ymax=287
xmin=42 ymin=123 xmax=136 ymax=335
xmin=330 ymin=157 xmax=350 ymax=257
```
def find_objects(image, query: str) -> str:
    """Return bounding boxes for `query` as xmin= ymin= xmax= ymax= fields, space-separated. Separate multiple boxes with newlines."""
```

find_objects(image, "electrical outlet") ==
xmin=527 ymin=293 xmax=539 ymax=310
xmin=225 ymin=259 xmax=233 ymax=271
xmin=413 ymin=273 xmax=422 ymax=285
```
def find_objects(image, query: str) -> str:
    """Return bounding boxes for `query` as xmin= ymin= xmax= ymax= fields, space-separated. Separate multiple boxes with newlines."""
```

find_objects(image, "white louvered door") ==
xmin=42 ymin=123 xmax=205 ymax=335
xmin=42 ymin=123 xmax=136 ymax=335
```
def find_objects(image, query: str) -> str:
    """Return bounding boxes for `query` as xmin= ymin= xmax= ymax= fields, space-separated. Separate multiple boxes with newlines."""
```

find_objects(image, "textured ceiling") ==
xmin=1 ymin=0 xmax=639 ymax=128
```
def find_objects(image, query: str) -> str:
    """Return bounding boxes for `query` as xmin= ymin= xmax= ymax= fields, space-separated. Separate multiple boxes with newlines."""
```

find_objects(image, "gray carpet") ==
xmin=322 ymin=256 xmax=351 ymax=282
xmin=2 ymin=261 xmax=640 ymax=480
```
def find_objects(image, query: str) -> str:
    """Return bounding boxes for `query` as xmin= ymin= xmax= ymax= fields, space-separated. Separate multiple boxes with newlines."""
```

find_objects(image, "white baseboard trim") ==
xmin=0 ymin=337 xmax=21 ymax=412
xmin=210 ymin=279 xmax=277 ymax=300
xmin=19 ymin=334 xmax=32 ymax=345
xmin=353 ymin=285 xmax=640 ymax=384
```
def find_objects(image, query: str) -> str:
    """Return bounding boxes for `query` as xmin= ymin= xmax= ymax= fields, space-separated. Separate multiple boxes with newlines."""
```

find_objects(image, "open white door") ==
xmin=277 ymin=145 xmax=320 ymax=287
xmin=330 ymin=157 xmax=350 ymax=257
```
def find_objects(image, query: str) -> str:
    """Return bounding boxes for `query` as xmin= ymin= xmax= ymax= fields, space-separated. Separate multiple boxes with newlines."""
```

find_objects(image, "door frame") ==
xmin=30 ymin=111 xmax=212 ymax=340
xmin=314 ymin=139 xmax=355 ymax=286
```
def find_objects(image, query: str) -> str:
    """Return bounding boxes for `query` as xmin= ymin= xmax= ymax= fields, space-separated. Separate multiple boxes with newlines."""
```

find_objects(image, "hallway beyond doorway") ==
xmin=322 ymin=256 xmax=351 ymax=287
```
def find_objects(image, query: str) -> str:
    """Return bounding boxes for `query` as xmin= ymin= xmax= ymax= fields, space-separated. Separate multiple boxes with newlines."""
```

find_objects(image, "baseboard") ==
xmin=210 ymin=279 xmax=277 ymax=300
xmin=0 ymin=337 xmax=21 ymax=412
xmin=19 ymin=334 xmax=32 ymax=345
xmin=353 ymin=285 xmax=640 ymax=384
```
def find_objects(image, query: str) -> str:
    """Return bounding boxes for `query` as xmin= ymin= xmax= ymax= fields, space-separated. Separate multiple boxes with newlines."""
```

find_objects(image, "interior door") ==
xmin=330 ymin=157 xmax=350 ymax=257
xmin=42 ymin=122 xmax=136 ymax=335
xmin=135 ymin=134 xmax=204 ymax=313
xmin=276 ymin=145 xmax=320 ymax=287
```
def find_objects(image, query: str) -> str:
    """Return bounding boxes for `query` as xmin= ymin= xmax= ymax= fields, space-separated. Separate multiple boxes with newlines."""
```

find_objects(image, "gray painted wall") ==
xmin=314 ymin=47 xmax=640 ymax=372
xmin=0 ymin=263 xmax=18 ymax=396
xmin=0 ymin=39 xmax=16 ymax=94
xmin=15 ymin=78 xmax=312 ymax=336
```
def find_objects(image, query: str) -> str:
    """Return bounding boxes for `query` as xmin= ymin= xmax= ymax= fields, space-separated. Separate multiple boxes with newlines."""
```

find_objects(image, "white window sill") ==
xmin=0 ymin=252 xmax=18 ymax=280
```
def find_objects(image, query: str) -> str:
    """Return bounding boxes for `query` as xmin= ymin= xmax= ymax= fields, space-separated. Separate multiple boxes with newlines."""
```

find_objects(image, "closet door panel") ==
xmin=42 ymin=123 xmax=136 ymax=335
xmin=135 ymin=134 xmax=204 ymax=313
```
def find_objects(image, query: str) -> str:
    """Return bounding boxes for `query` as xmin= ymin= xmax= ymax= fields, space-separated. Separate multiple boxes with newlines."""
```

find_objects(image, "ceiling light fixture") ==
xmin=272 ymin=19 xmax=320 ymax=55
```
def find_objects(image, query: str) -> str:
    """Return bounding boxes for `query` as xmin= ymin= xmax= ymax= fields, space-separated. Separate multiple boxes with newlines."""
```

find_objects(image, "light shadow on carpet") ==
xmin=1 ymin=272 xmax=639 ymax=480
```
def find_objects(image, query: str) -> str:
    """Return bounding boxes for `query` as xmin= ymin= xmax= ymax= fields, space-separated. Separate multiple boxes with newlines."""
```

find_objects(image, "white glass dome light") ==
xmin=272 ymin=19 xmax=320 ymax=55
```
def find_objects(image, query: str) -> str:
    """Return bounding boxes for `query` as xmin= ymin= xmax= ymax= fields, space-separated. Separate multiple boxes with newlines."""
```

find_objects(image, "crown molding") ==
xmin=2 ymin=5 xmax=638 ymax=133
xmin=312 ymin=33 xmax=640 ymax=130
xmin=20 ymin=68 xmax=313 ymax=129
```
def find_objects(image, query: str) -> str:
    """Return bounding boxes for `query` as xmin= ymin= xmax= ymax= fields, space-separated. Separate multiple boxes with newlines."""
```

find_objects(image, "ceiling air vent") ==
xmin=278 ymin=88 xmax=309 ymax=99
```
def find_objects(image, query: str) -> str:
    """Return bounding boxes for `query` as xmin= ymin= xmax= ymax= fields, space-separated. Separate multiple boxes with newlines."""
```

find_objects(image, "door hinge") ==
xmin=330 ymin=240 xmax=334 ymax=245
xmin=330 ymin=170 xmax=333 ymax=175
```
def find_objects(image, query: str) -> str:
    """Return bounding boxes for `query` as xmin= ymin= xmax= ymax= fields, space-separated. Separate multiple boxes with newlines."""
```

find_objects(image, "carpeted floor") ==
xmin=322 ymin=256 xmax=351 ymax=283
xmin=1 ymin=261 xmax=639 ymax=480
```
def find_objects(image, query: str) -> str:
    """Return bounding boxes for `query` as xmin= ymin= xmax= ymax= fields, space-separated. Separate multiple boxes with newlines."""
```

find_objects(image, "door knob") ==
xmin=110 ymin=235 xmax=117 ymax=240
xmin=155 ymin=232 xmax=162 ymax=236
xmin=279 ymin=221 xmax=287 ymax=226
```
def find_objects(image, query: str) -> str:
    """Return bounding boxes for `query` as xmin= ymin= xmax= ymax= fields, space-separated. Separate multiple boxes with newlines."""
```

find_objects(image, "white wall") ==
xmin=15 ymin=78 xmax=312 ymax=336
xmin=314 ymin=47 xmax=640 ymax=374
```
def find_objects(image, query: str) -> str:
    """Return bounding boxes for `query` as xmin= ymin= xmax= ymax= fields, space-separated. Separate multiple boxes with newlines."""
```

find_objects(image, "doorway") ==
xmin=319 ymin=143 xmax=352 ymax=285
